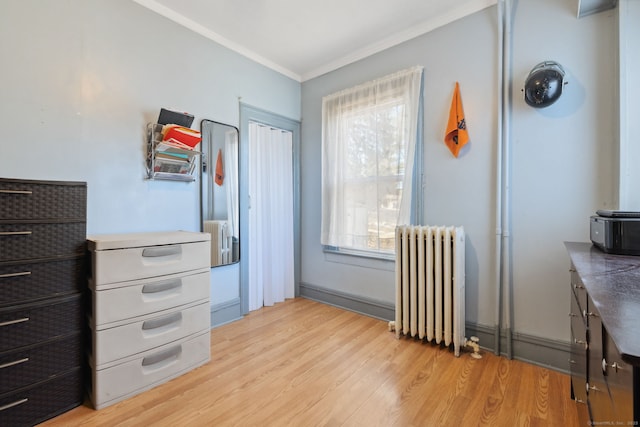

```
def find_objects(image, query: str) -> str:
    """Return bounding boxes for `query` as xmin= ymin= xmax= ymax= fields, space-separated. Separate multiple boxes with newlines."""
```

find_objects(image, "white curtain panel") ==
xmin=320 ymin=66 xmax=423 ymax=248
xmin=248 ymin=122 xmax=295 ymax=311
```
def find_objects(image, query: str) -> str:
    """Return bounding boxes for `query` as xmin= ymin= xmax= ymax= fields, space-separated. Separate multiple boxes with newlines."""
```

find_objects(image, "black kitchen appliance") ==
xmin=590 ymin=210 xmax=640 ymax=255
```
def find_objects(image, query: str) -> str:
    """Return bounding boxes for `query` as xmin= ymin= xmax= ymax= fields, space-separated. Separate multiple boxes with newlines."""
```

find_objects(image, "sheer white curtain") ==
xmin=321 ymin=66 xmax=423 ymax=250
xmin=248 ymin=122 xmax=295 ymax=311
xmin=224 ymin=130 xmax=239 ymax=239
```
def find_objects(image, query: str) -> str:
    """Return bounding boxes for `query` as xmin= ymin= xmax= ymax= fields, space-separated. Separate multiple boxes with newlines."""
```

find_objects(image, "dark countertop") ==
xmin=565 ymin=242 xmax=640 ymax=366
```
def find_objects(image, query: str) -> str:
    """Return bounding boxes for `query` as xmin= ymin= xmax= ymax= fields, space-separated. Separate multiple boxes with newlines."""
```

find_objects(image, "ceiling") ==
xmin=133 ymin=0 xmax=496 ymax=82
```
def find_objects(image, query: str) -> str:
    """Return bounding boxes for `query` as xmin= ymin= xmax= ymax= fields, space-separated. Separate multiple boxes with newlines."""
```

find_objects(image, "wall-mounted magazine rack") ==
xmin=146 ymin=123 xmax=201 ymax=182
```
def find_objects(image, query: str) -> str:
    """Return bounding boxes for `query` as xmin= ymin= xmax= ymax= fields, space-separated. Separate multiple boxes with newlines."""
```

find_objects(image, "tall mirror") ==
xmin=200 ymin=120 xmax=240 ymax=266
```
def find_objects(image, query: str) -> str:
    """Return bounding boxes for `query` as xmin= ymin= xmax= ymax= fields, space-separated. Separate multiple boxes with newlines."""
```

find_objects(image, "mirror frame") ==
xmin=199 ymin=119 xmax=240 ymax=267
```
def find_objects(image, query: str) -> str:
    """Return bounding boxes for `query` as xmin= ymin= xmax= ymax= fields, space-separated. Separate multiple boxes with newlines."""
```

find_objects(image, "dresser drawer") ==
xmin=604 ymin=332 xmax=635 ymax=422
xmin=570 ymin=298 xmax=588 ymax=403
xmin=0 ymin=294 xmax=82 ymax=353
xmin=0 ymin=368 xmax=82 ymax=427
xmin=91 ymin=240 xmax=210 ymax=284
xmin=0 ymin=179 xmax=86 ymax=221
xmin=92 ymin=301 xmax=209 ymax=367
xmin=0 ymin=256 xmax=86 ymax=307
xmin=91 ymin=330 xmax=210 ymax=409
xmin=0 ymin=332 xmax=82 ymax=395
xmin=91 ymin=269 xmax=209 ymax=326
xmin=571 ymin=269 xmax=587 ymax=314
xmin=0 ymin=222 xmax=86 ymax=262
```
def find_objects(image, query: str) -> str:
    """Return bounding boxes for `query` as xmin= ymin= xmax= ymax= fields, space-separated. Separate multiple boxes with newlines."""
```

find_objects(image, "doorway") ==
xmin=239 ymin=104 xmax=301 ymax=315
xmin=247 ymin=122 xmax=294 ymax=311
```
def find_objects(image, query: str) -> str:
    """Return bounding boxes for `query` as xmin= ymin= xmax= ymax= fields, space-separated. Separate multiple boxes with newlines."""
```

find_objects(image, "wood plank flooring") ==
xmin=41 ymin=298 xmax=589 ymax=426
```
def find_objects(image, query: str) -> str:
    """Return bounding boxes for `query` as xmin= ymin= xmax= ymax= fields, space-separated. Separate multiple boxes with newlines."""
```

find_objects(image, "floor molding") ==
xmin=299 ymin=282 xmax=394 ymax=321
xmin=210 ymin=297 xmax=242 ymax=328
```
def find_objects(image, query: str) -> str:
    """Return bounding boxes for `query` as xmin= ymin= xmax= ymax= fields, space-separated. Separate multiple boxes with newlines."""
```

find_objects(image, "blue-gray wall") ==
xmin=300 ymin=0 xmax=618 ymax=369
xmin=0 ymin=0 xmax=301 ymax=322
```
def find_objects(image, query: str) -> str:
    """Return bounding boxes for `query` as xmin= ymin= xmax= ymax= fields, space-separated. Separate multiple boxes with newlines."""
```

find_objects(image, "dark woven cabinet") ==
xmin=0 ymin=178 xmax=87 ymax=426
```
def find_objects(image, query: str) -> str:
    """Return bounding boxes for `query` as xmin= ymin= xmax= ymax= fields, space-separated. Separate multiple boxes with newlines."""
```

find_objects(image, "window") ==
xmin=321 ymin=66 xmax=423 ymax=257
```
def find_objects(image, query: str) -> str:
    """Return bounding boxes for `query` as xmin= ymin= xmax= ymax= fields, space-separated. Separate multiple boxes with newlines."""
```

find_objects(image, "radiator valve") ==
xmin=465 ymin=336 xmax=482 ymax=359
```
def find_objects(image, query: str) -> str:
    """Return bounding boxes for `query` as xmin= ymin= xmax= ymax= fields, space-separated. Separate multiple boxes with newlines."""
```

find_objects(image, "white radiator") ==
xmin=203 ymin=220 xmax=231 ymax=266
xmin=392 ymin=225 xmax=466 ymax=356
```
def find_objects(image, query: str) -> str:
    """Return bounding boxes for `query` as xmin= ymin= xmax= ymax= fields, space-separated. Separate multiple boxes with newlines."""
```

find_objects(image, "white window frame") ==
xmin=321 ymin=66 xmax=424 ymax=260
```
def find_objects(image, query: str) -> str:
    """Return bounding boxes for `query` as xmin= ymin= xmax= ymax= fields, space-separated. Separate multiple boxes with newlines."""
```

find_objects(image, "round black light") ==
xmin=524 ymin=61 xmax=565 ymax=108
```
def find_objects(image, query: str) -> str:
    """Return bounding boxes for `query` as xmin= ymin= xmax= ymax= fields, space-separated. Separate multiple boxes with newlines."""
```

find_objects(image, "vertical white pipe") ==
xmin=494 ymin=0 xmax=505 ymax=356
xmin=502 ymin=0 xmax=514 ymax=360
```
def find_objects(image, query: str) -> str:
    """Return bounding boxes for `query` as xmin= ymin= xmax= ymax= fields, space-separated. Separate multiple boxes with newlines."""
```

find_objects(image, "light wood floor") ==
xmin=41 ymin=298 xmax=588 ymax=426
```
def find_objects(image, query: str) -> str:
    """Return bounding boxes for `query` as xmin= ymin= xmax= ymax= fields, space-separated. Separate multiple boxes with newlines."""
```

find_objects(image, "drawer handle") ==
xmin=142 ymin=279 xmax=182 ymax=294
xmin=0 ymin=398 xmax=28 ymax=412
xmin=0 ymin=317 xmax=29 ymax=328
xmin=142 ymin=312 xmax=182 ymax=331
xmin=0 ymin=271 xmax=31 ymax=279
xmin=0 ymin=231 xmax=32 ymax=236
xmin=0 ymin=189 xmax=32 ymax=195
xmin=603 ymin=358 xmax=624 ymax=372
xmin=574 ymin=338 xmax=588 ymax=350
xmin=142 ymin=345 xmax=181 ymax=368
xmin=0 ymin=357 xmax=29 ymax=369
xmin=142 ymin=246 xmax=182 ymax=257
xmin=573 ymin=283 xmax=585 ymax=290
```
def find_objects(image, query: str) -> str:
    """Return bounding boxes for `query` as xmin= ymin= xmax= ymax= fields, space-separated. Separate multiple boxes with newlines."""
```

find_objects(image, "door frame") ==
xmin=239 ymin=103 xmax=301 ymax=315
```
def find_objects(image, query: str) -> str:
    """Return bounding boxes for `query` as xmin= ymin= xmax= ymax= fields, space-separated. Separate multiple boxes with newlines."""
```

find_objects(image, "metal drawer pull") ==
xmin=0 ymin=398 xmax=28 ymax=412
xmin=0 ymin=317 xmax=29 ymax=327
xmin=142 ymin=345 xmax=182 ymax=367
xmin=0 ymin=231 xmax=31 ymax=236
xmin=0 ymin=271 xmax=31 ymax=279
xmin=142 ymin=312 xmax=182 ymax=330
xmin=0 ymin=231 xmax=32 ymax=236
xmin=573 ymin=283 xmax=585 ymax=290
xmin=142 ymin=279 xmax=182 ymax=294
xmin=0 ymin=357 xmax=29 ymax=369
xmin=141 ymin=246 xmax=182 ymax=257
xmin=0 ymin=189 xmax=32 ymax=195
xmin=602 ymin=358 xmax=623 ymax=372
xmin=574 ymin=338 xmax=588 ymax=350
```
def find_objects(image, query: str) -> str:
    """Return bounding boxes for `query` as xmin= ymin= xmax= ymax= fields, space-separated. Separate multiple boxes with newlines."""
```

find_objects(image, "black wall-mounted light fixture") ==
xmin=523 ymin=61 xmax=567 ymax=108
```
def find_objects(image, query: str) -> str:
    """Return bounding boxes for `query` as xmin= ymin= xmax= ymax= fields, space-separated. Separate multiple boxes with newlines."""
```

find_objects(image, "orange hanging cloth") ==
xmin=215 ymin=149 xmax=224 ymax=186
xmin=444 ymin=82 xmax=469 ymax=158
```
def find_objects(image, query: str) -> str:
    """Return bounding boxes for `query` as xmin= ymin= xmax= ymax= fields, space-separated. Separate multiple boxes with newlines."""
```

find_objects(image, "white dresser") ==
xmin=87 ymin=231 xmax=211 ymax=409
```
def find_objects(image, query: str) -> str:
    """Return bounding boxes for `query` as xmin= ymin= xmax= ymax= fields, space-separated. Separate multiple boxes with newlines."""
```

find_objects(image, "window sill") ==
xmin=323 ymin=247 xmax=395 ymax=272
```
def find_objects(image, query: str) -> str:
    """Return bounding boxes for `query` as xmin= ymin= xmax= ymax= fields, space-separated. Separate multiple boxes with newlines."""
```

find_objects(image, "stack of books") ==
xmin=152 ymin=109 xmax=202 ymax=177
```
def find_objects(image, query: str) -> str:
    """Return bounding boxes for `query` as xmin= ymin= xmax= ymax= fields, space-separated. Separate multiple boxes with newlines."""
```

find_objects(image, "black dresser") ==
xmin=566 ymin=242 xmax=640 ymax=425
xmin=0 ymin=178 xmax=87 ymax=426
